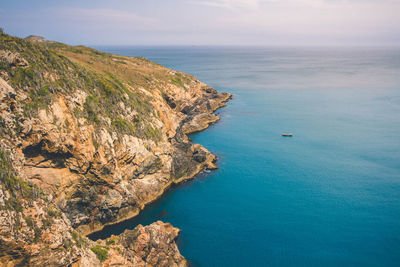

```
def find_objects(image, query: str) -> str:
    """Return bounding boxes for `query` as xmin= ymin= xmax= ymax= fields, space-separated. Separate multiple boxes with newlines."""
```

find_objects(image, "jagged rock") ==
xmin=97 ymin=221 xmax=188 ymax=267
xmin=25 ymin=35 xmax=47 ymax=43
xmin=0 ymin=32 xmax=231 ymax=266
xmin=0 ymin=50 xmax=29 ymax=68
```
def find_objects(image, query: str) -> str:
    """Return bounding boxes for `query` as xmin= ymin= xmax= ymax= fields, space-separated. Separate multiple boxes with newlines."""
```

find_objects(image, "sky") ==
xmin=0 ymin=0 xmax=399 ymax=46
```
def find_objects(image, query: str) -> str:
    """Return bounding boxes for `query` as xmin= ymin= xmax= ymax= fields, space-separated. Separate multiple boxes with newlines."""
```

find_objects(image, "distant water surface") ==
xmin=91 ymin=46 xmax=400 ymax=267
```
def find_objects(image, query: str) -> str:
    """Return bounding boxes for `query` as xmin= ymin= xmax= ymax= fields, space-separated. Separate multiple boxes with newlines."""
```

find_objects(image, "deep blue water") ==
xmin=91 ymin=46 xmax=400 ymax=266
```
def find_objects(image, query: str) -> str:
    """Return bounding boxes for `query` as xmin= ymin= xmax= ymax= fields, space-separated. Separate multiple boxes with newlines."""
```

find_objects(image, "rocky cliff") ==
xmin=0 ymin=32 xmax=230 ymax=266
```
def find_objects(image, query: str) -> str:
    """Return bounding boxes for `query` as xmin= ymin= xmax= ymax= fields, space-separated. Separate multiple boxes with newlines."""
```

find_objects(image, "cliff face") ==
xmin=0 ymin=32 xmax=230 ymax=265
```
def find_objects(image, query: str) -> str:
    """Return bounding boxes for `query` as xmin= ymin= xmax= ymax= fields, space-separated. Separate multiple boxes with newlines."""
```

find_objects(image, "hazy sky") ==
xmin=1 ymin=0 xmax=399 ymax=46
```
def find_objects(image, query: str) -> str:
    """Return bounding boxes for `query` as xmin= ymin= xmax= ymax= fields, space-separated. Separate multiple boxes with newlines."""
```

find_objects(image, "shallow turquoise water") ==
xmin=90 ymin=46 xmax=400 ymax=266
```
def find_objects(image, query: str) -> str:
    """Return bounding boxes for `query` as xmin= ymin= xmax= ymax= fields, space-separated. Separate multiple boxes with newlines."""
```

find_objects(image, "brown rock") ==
xmin=112 ymin=221 xmax=188 ymax=267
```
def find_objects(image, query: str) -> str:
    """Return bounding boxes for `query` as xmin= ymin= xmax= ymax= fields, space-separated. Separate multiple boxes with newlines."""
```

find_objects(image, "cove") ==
xmin=89 ymin=46 xmax=400 ymax=266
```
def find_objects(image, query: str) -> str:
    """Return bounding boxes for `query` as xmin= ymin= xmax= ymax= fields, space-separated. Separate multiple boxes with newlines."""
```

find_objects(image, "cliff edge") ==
xmin=0 ymin=32 xmax=230 ymax=266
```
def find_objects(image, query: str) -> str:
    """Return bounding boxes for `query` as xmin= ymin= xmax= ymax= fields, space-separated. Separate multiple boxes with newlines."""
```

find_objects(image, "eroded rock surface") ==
xmin=101 ymin=221 xmax=187 ymax=267
xmin=0 ymin=32 xmax=230 ymax=265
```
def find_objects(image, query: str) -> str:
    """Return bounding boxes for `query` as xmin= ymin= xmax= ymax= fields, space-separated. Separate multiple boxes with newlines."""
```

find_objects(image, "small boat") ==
xmin=282 ymin=133 xmax=293 ymax=137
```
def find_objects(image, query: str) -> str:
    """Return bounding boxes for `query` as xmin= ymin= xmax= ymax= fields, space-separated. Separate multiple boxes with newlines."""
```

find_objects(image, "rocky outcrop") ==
xmin=0 ymin=32 xmax=230 ymax=265
xmin=24 ymin=35 xmax=48 ymax=43
xmin=0 ymin=159 xmax=187 ymax=266
xmin=0 ymin=63 xmax=230 ymax=236
xmin=0 ymin=147 xmax=99 ymax=266
xmin=101 ymin=221 xmax=187 ymax=267
xmin=0 ymin=50 xmax=29 ymax=68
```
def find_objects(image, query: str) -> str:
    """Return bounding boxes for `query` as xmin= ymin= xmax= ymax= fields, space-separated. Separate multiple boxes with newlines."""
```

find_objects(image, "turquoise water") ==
xmin=90 ymin=46 xmax=400 ymax=266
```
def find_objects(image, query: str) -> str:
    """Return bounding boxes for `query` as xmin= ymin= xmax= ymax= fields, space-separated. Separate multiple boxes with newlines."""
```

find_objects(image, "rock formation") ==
xmin=0 ymin=32 xmax=230 ymax=266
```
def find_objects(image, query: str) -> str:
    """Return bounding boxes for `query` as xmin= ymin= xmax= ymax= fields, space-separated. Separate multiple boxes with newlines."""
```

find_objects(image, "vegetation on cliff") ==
xmin=0 ymin=31 xmax=163 ymax=141
xmin=0 ymin=31 xmax=230 ymax=266
xmin=0 ymin=147 xmax=93 ymax=265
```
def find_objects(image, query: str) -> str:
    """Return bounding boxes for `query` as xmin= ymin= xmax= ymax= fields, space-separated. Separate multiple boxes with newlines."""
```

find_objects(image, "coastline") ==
xmin=80 ymin=92 xmax=232 ymax=236
xmin=0 ymin=32 xmax=232 ymax=265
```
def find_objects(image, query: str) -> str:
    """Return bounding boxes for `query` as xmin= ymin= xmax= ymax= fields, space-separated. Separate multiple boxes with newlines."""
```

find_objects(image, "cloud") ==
xmin=55 ymin=8 xmax=157 ymax=25
xmin=192 ymin=0 xmax=400 ymax=10
xmin=190 ymin=0 xmax=326 ymax=9
xmin=191 ymin=0 xmax=260 ymax=9
xmin=0 ymin=7 xmax=158 ymax=33
xmin=0 ymin=7 xmax=163 ymax=44
xmin=1 ymin=1 xmax=399 ymax=45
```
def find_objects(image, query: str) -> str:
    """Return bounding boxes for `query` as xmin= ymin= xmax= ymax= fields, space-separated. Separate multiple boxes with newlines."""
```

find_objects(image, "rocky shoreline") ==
xmin=81 ymin=91 xmax=231 ymax=236
xmin=0 ymin=31 xmax=230 ymax=266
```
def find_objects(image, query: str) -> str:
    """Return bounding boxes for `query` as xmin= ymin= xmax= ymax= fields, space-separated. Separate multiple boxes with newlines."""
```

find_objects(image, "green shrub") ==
xmin=106 ymin=239 xmax=115 ymax=246
xmin=112 ymin=117 xmax=135 ymax=133
xmin=84 ymin=95 xmax=100 ymax=123
xmin=0 ymin=149 xmax=16 ymax=186
xmin=72 ymin=231 xmax=87 ymax=248
xmin=47 ymin=207 xmax=61 ymax=217
xmin=33 ymin=226 xmax=42 ymax=243
xmin=37 ymin=85 xmax=50 ymax=96
xmin=170 ymin=77 xmax=184 ymax=87
xmin=90 ymin=245 xmax=109 ymax=262
xmin=0 ymin=149 xmax=41 ymax=211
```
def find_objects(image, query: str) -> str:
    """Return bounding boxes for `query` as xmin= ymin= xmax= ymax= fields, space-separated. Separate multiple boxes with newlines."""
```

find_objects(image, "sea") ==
xmin=89 ymin=46 xmax=400 ymax=267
